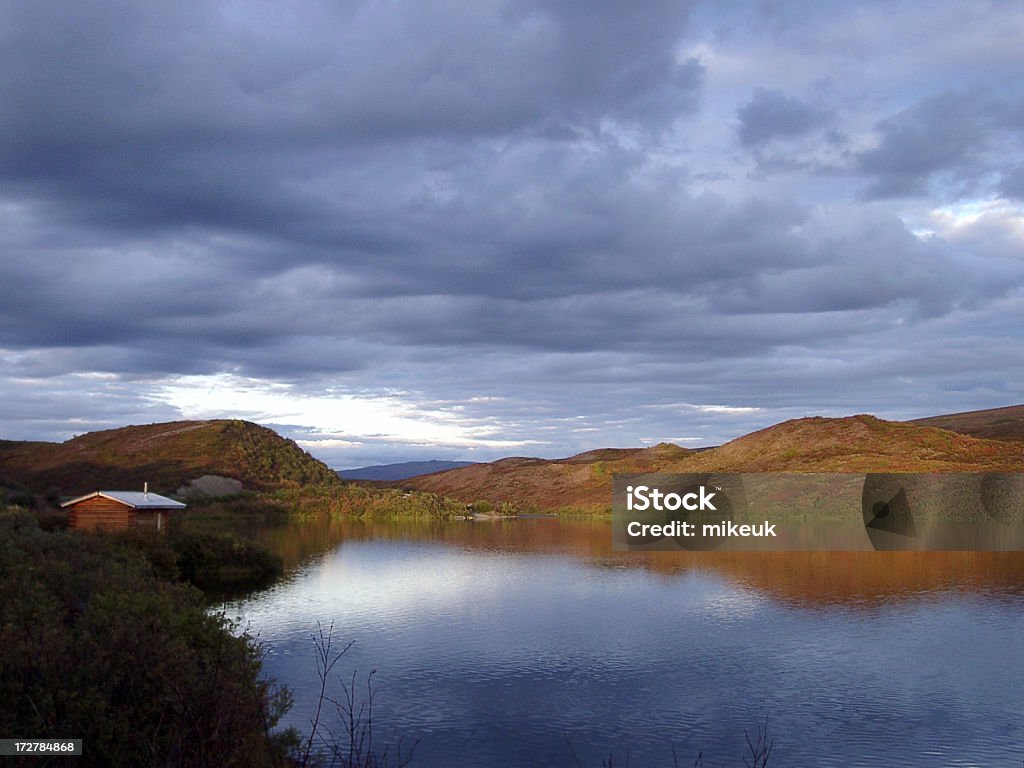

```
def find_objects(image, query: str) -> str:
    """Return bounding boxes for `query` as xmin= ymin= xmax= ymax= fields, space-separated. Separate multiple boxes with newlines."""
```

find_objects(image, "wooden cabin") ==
xmin=62 ymin=486 xmax=186 ymax=532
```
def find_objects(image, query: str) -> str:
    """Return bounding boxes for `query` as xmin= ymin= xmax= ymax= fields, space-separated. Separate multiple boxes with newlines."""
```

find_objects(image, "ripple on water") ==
xmin=224 ymin=526 xmax=1024 ymax=767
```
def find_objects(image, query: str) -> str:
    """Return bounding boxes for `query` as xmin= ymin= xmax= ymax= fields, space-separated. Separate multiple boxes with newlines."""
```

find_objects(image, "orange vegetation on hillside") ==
xmin=0 ymin=420 xmax=338 ymax=495
xmin=403 ymin=414 xmax=1024 ymax=510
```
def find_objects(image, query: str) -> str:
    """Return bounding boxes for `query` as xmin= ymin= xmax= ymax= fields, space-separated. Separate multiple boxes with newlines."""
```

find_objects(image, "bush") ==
xmin=181 ymin=492 xmax=289 ymax=520
xmin=43 ymin=485 xmax=63 ymax=505
xmin=0 ymin=479 xmax=36 ymax=508
xmin=0 ymin=508 xmax=294 ymax=768
xmin=107 ymin=526 xmax=181 ymax=582
xmin=169 ymin=529 xmax=283 ymax=590
xmin=271 ymin=483 xmax=467 ymax=519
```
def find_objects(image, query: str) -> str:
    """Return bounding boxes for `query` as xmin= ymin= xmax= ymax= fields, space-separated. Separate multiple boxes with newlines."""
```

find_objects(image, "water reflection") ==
xmin=247 ymin=516 xmax=1024 ymax=608
xmin=224 ymin=516 xmax=1024 ymax=767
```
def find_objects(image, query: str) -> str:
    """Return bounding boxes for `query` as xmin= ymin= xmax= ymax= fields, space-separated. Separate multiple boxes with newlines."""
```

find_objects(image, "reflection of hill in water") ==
xmin=251 ymin=516 xmax=1024 ymax=609
xmin=624 ymin=550 xmax=1024 ymax=608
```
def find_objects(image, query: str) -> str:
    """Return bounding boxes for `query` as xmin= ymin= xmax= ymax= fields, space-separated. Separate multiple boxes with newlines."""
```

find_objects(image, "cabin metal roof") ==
xmin=61 ymin=491 xmax=187 ymax=509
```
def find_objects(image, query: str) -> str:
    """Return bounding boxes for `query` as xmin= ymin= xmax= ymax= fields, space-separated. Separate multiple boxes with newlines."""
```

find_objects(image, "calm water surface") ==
xmin=223 ymin=518 xmax=1024 ymax=767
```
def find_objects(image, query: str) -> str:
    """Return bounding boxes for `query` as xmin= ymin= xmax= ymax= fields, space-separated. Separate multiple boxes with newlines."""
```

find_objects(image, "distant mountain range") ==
xmin=339 ymin=460 xmax=477 ymax=481
xmin=1 ymin=405 xmax=1022 ymax=505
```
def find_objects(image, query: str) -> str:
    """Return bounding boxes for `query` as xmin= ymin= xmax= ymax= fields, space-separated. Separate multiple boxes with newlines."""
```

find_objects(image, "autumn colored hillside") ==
xmin=673 ymin=414 xmax=1022 ymax=473
xmin=401 ymin=413 xmax=1024 ymax=511
xmin=3 ymin=405 xmax=1023 ymax=509
xmin=908 ymin=403 xmax=1024 ymax=442
xmin=0 ymin=420 xmax=339 ymax=496
xmin=404 ymin=442 xmax=690 ymax=509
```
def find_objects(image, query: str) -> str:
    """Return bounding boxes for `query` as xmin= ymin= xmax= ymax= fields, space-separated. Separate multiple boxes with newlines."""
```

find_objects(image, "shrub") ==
xmin=0 ymin=479 xmax=35 ymax=508
xmin=169 ymin=529 xmax=283 ymax=590
xmin=0 ymin=508 xmax=295 ymax=768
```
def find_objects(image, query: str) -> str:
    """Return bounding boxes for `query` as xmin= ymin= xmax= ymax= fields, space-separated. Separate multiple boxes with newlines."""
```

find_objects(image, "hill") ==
xmin=907 ymin=404 xmax=1024 ymax=442
xmin=672 ymin=414 xmax=1021 ymax=472
xmin=400 ymin=415 xmax=1024 ymax=510
xmin=404 ymin=442 xmax=691 ymax=510
xmin=340 ymin=460 xmax=477 ymax=481
xmin=0 ymin=420 xmax=339 ymax=496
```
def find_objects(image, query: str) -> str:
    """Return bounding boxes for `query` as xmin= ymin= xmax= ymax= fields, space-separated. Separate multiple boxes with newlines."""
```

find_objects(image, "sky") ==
xmin=1 ymin=0 xmax=1023 ymax=469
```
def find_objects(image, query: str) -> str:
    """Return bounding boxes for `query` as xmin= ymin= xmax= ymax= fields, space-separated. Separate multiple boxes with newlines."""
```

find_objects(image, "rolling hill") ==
xmin=400 ymin=411 xmax=1024 ymax=510
xmin=3 ymin=404 xmax=1022 ymax=508
xmin=403 ymin=441 xmax=690 ymax=509
xmin=908 ymin=404 xmax=1024 ymax=442
xmin=0 ymin=420 xmax=339 ymax=496
xmin=673 ymin=414 xmax=1022 ymax=473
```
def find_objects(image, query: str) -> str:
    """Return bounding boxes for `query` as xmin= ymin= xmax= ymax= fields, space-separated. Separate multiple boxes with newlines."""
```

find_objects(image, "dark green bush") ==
xmin=169 ymin=528 xmax=283 ymax=590
xmin=43 ymin=485 xmax=63 ymax=505
xmin=107 ymin=526 xmax=181 ymax=582
xmin=0 ymin=508 xmax=294 ymax=768
xmin=0 ymin=479 xmax=36 ymax=508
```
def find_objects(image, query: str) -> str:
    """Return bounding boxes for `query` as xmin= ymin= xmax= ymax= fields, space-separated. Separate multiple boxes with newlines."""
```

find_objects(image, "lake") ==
xmin=223 ymin=517 xmax=1024 ymax=767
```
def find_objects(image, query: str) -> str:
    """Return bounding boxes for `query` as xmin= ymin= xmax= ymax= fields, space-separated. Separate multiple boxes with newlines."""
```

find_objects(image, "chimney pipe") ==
xmin=144 ymin=482 xmax=149 ymax=498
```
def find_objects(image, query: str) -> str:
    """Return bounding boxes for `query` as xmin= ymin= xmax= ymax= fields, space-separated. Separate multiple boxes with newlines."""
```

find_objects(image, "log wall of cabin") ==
xmin=69 ymin=496 xmax=134 ymax=531
xmin=134 ymin=510 xmax=165 ymax=531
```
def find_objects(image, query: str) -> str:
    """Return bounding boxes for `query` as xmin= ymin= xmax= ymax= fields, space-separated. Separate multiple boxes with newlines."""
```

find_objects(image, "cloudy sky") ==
xmin=2 ymin=0 xmax=1023 ymax=469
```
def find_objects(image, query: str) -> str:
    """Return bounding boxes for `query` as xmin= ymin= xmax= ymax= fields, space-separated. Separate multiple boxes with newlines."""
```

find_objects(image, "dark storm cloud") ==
xmin=856 ymin=91 xmax=998 ymax=199
xmin=0 ymin=0 xmax=706 ymax=353
xmin=2 ymin=0 xmax=1024 ymax=464
xmin=736 ymin=88 xmax=831 ymax=148
xmin=0 ymin=0 xmax=702 ymax=231
xmin=507 ymin=0 xmax=703 ymax=126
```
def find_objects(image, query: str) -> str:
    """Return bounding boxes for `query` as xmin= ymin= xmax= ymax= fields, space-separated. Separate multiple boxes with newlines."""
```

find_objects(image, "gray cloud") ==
xmin=737 ymin=88 xmax=831 ymax=148
xmin=1002 ymin=165 xmax=1024 ymax=200
xmin=856 ymin=91 xmax=998 ymax=199
xmin=2 ymin=0 xmax=1024 ymax=466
